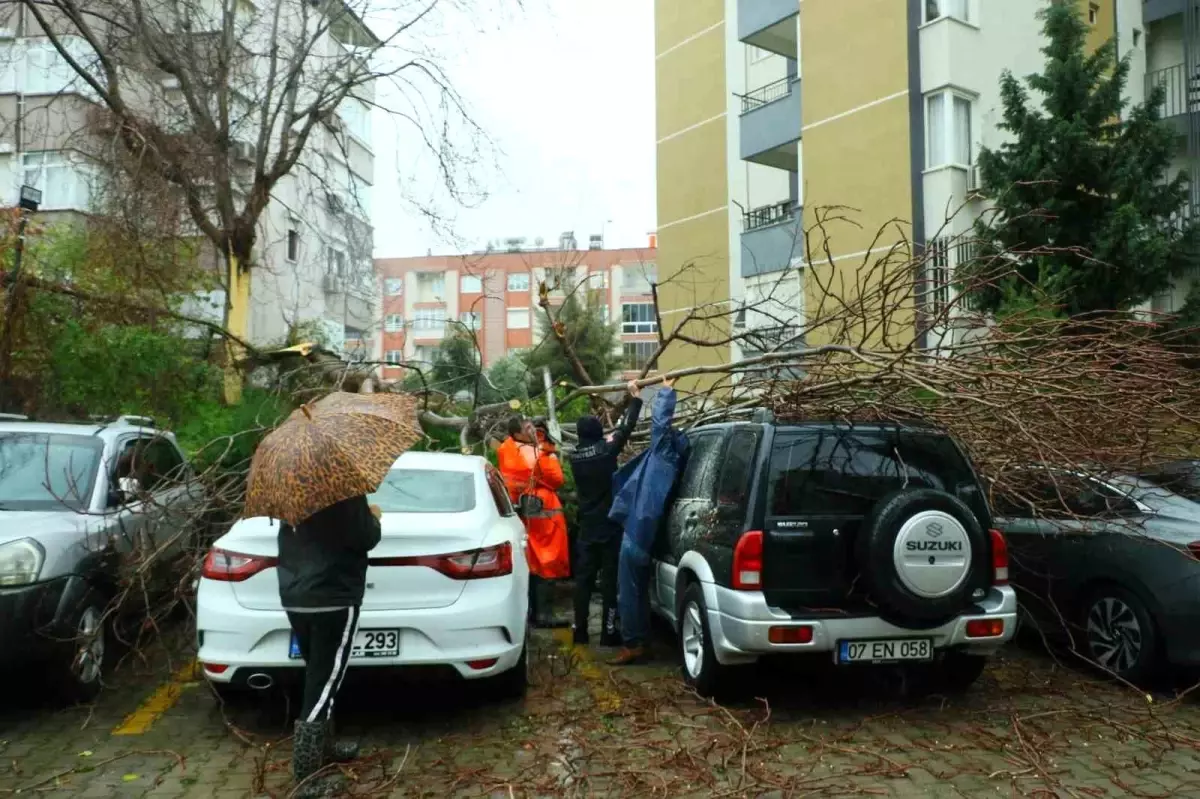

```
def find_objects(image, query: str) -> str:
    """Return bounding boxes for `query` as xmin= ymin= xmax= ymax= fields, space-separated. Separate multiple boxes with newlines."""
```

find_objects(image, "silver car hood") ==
xmin=0 ymin=510 xmax=108 ymax=580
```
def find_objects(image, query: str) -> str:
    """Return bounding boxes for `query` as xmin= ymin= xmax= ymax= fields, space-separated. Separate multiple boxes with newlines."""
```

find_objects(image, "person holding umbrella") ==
xmin=243 ymin=391 xmax=422 ymax=797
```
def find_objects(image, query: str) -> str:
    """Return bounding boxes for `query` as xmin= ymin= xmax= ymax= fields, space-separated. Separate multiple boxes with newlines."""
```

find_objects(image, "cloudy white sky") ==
xmin=369 ymin=0 xmax=656 ymax=258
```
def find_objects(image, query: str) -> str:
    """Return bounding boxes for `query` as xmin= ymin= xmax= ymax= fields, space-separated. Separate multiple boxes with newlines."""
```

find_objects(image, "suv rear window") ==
xmin=767 ymin=428 xmax=978 ymax=517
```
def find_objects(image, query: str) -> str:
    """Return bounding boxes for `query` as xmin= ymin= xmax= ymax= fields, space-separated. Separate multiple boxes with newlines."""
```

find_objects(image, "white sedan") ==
xmin=195 ymin=452 xmax=530 ymax=698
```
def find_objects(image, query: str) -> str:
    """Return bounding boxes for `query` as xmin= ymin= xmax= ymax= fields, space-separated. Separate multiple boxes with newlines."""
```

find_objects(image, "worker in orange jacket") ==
xmin=497 ymin=416 xmax=570 ymax=628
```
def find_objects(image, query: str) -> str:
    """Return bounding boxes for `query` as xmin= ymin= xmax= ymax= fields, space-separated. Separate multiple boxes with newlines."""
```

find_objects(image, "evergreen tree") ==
xmin=522 ymin=295 xmax=621 ymax=388
xmin=961 ymin=0 xmax=1200 ymax=316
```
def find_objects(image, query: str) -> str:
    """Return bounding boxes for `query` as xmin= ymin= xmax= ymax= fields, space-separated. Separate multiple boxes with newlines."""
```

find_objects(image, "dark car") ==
xmin=648 ymin=414 xmax=1016 ymax=697
xmin=996 ymin=467 xmax=1200 ymax=682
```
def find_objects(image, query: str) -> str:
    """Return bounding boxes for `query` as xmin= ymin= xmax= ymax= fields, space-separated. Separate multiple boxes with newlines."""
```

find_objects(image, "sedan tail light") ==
xmin=990 ymin=529 xmax=1009 ymax=585
xmin=373 ymin=541 xmax=513 ymax=580
xmin=1187 ymin=542 xmax=1200 ymax=560
xmin=201 ymin=549 xmax=278 ymax=582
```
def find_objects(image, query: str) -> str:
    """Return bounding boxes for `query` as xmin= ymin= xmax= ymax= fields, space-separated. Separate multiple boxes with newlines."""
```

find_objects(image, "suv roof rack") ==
xmin=89 ymin=414 xmax=156 ymax=428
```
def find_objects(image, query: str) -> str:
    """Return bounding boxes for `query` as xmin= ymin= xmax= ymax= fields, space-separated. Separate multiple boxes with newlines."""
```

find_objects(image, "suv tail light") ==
xmin=989 ymin=529 xmax=1009 ymax=585
xmin=202 ymin=549 xmax=278 ymax=582
xmin=732 ymin=530 xmax=764 ymax=590
xmin=374 ymin=541 xmax=513 ymax=580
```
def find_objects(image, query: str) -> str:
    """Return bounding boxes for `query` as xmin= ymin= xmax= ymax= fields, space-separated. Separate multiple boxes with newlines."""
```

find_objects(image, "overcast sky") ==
xmin=369 ymin=0 xmax=656 ymax=258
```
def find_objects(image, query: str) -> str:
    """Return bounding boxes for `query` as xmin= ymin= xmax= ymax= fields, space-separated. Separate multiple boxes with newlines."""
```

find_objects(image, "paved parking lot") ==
xmin=3 ymin=618 xmax=1200 ymax=798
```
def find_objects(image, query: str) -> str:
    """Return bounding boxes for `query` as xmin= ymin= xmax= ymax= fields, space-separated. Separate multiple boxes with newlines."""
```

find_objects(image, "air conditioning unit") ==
xmin=326 ymin=192 xmax=345 ymax=215
xmin=323 ymin=274 xmax=345 ymax=294
xmin=966 ymin=164 xmax=981 ymax=193
xmin=232 ymin=140 xmax=256 ymax=164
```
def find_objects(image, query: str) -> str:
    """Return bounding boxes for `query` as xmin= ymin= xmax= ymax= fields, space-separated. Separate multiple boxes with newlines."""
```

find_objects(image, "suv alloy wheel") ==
xmin=679 ymin=583 xmax=736 ymax=698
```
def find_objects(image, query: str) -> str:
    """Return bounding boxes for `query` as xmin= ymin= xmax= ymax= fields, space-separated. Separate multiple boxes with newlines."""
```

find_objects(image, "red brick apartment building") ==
xmin=374 ymin=234 xmax=658 ymax=382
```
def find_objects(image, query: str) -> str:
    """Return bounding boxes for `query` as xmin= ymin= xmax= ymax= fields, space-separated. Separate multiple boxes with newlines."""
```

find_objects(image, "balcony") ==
xmin=739 ymin=76 xmax=802 ymax=170
xmin=738 ymin=0 xmax=798 ymax=58
xmin=1143 ymin=0 xmax=1188 ymax=23
xmin=1146 ymin=62 xmax=1196 ymax=133
xmin=741 ymin=201 xmax=803 ymax=277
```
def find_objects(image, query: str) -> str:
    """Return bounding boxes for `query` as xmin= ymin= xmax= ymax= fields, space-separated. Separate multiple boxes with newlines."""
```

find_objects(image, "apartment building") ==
xmin=653 ymin=0 xmax=1165 ymax=370
xmin=0 ymin=2 xmax=378 ymax=357
xmin=374 ymin=235 xmax=658 ymax=382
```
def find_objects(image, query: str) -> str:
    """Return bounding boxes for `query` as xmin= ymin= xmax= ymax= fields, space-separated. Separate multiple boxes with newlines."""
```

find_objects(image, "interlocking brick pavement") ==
xmin=3 ymin=619 xmax=1200 ymax=798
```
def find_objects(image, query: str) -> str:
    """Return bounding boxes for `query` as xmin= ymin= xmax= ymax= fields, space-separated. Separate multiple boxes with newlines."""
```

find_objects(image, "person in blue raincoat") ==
xmin=607 ymin=376 xmax=689 ymax=665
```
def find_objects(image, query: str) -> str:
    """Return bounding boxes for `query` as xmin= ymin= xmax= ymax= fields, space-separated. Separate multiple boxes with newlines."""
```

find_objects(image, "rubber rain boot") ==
xmin=292 ymin=720 xmax=345 ymax=798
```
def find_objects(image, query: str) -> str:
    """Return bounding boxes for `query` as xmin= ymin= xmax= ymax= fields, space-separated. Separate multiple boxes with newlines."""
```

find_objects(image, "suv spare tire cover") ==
xmin=855 ymin=488 xmax=989 ymax=628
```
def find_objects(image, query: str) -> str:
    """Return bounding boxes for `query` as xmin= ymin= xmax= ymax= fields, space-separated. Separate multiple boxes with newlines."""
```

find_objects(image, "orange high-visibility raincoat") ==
xmin=497 ymin=436 xmax=570 ymax=579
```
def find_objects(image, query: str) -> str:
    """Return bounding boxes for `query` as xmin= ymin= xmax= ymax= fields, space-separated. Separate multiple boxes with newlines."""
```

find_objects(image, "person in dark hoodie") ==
xmin=567 ymin=380 xmax=644 ymax=646
xmin=277 ymin=495 xmax=381 ymax=797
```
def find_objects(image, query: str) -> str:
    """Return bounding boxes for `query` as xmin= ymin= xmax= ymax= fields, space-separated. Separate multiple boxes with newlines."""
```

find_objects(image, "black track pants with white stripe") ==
xmin=288 ymin=607 xmax=360 ymax=723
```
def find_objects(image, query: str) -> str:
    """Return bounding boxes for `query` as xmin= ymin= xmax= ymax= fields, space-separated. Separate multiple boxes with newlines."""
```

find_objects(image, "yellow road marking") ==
xmin=111 ymin=660 xmax=200 ymax=736
xmin=552 ymin=629 xmax=621 ymax=713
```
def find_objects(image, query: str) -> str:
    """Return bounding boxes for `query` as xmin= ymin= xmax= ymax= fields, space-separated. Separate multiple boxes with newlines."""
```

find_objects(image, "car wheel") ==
xmin=56 ymin=598 xmax=110 ymax=704
xmin=1082 ymin=586 xmax=1159 ymax=682
xmin=493 ymin=643 xmax=528 ymax=701
xmin=679 ymin=583 xmax=733 ymax=699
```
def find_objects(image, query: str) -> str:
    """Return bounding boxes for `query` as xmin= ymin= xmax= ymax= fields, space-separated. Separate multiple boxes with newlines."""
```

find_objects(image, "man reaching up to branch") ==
xmin=568 ymin=381 xmax=644 ymax=646
xmin=608 ymin=376 xmax=688 ymax=665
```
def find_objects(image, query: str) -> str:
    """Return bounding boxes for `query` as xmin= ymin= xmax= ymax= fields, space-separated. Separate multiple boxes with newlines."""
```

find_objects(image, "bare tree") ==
xmin=10 ymin=0 xmax=489 ymax=399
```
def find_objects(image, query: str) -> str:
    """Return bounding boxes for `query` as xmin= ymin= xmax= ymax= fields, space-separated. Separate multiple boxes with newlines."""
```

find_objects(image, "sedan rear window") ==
xmin=370 ymin=469 xmax=476 ymax=513
xmin=0 ymin=433 xmax=103 ymax=512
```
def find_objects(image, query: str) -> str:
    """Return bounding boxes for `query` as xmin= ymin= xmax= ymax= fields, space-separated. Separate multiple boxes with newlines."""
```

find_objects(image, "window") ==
xmin=487 ymin=469 xmax=515 ymax=517
xmin=327 ymin=247 xmax=347 ymax=278
xmin=0 ymin=432 xmax=102 ymax=512
xmin=506 ymin=308 xmax=530 ymax=329
xmin=460 ymin=311 xmax=481 ymax=330
xmin=385 ymin=314 xmax=404 ymax=333
xmin=337 ymin=97 xmax=372 ymax=144
xmin=384 ymin=278 xmax=403 ymax=296
xmin=766 ymin=430 xmax=979 ymax=517
xmin=414 ymin=272 xmax=446 ymax=301
xmin=507 ymin=273 xmax=531 ymax=293
xmin=286 ymin=229 xmax=299 ymax=262
xmin=622 ymin=303 xmax=658 ymax=334
xmin=461 ymin=274 xmax=483 ymax=293
xmin=22 ymin=152 xmax=92 ymax=210
xmin=926 ymin=238 xmax=951 ymax=317
xmin=588 ymin=271 xmax=608 ymax=290
xmin=412 ymin=308 xmax=446 ymax=331
xmin=716 ymin=430 xmax=760 ymax=507
xmin=370 ymin=469 xmax=476 ymax=514
xmin=749 ymin=45 xmax=772 ymax=63
xmin=413 ymin=344 xmax=437 ymax=364
xmin=677 ymin=434 xmax=725 ymax=500
xmin=622 ymin=264 xmax=657 ymax=293
xmin=24 ymin=38 xmax=97 ymax=96
xmin=140 ymin=438 xmax=186 ymax=492
xmin=924 ymin=0 xmax=969 ymax=24
xmin=925 ymin=90 xmax=972 ymax=168
xmin=385 ymin=350 xmax=404 ymax=365
xmin=1088 ymin=3 xmax=1099 ymax=25
xmin=623 ymin=341 xmax=658 ymax=371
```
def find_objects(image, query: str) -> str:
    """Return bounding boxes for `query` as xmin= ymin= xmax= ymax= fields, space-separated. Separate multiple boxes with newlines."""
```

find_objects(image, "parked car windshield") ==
xmin=369 ymin=469 xmax=476 ymax=514
xmin=0 ymin=432 xmax=104 ymax=512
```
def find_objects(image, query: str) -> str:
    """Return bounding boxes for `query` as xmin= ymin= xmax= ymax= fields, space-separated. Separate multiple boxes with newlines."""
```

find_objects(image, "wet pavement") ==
xmin=3 ymin=611 xmax=1200 ymax=798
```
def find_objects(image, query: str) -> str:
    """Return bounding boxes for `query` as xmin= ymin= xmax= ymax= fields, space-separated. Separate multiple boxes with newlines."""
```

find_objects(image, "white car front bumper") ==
xmin=196 ymin=575 xmax=527 ymax=684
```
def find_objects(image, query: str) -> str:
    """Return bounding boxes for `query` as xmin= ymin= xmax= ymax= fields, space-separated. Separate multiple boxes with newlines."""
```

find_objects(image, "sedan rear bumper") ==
xmin=196 ymin=575 xmax=527 ymax=683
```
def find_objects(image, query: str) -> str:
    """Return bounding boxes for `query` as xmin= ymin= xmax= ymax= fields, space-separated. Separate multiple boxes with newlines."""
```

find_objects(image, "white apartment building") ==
xmin=0 ymin=1 xmax=378 ymax=357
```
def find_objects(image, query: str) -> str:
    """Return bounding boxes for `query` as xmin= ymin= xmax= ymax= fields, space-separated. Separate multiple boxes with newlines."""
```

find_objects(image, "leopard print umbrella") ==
xmin=242 ymin=391 xmax=423 ymax=525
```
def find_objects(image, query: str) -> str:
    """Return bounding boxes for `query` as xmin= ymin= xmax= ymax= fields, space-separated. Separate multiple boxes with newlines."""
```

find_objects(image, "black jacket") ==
xmin=568 ymin=398 xmax=643 ymax=542
xmin=277 ymin=495 xmax=382 ymax=609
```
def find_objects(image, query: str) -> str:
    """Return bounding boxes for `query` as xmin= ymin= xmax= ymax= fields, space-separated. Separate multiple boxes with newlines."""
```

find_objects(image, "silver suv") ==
xmin=650 ymin=417 xmax=1017 ymax=697
xmin=0 ymin=416 xmax=206 ymax=701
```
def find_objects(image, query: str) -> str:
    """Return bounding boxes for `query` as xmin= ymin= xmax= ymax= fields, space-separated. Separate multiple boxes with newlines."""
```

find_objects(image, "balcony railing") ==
xmin=739 ymin=76 xmax=797 ymax=114
xmin=743 ymin=200 xmax=796 ymax=232
xmin=1146 ymin=62 xmax=1197 ymax=119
